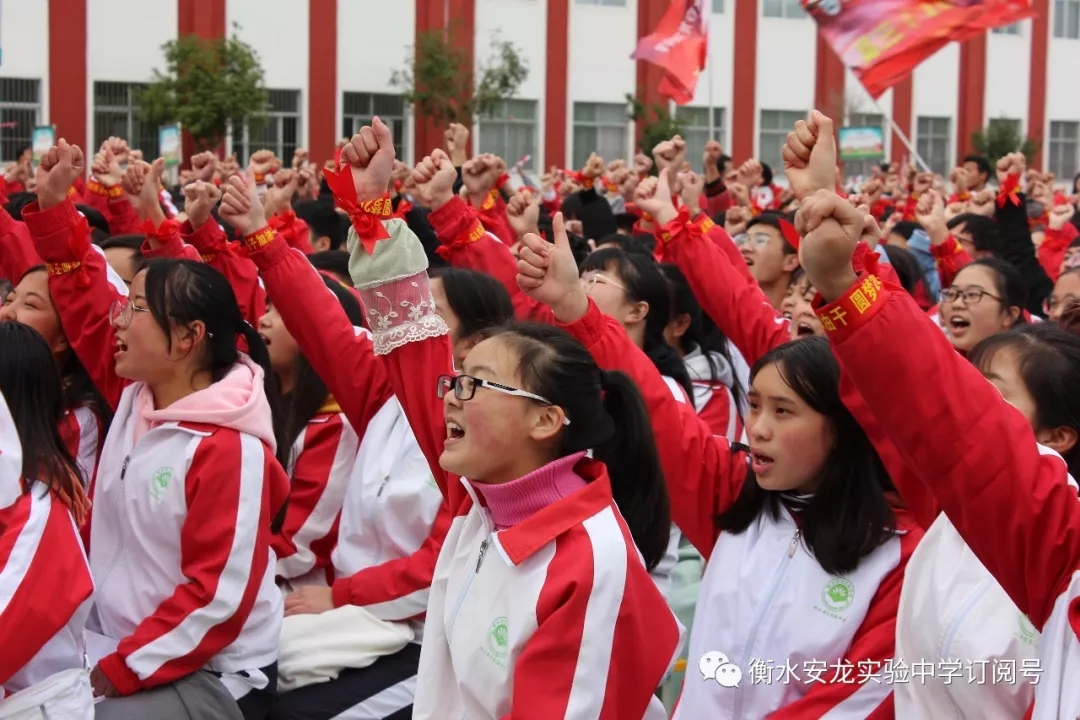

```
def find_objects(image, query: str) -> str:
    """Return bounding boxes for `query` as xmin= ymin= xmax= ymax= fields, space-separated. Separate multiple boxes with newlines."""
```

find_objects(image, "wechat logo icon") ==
xmin=699 ymin=650 xmax=742 ymax=689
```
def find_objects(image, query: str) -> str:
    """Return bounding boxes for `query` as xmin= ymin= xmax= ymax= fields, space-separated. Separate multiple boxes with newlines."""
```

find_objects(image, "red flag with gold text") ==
xmin=632 ymin=0 xmax=709 ymax=105
xmin=805 ymin=0 xmax=1035 ymax=97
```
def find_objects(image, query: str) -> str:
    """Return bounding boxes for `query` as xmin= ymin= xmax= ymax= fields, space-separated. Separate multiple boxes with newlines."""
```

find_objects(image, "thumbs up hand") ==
xmin=516 ymin=212 xmax=589 ymax=323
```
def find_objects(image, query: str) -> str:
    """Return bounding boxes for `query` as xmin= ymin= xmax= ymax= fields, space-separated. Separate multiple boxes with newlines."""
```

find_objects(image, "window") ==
xmin=992 ymin=22 xmax=1022 ymax=34
xmin=231 ymin=89 xmax=301 ymax=166
xmin=713 ymin=0 xmax=725 ymax=12
xmin=93 ymin=82 xmax=159 ymax=159
xmin=763 ymin=0 xmax=805 ymax=19
xmin=478 ymin=100 xmax=537 ymax=170
xmin=676 ymin=107 xmax=726 ymax=170
xmin=573 ymin=102 xmax=629 ymax=169
xmin=343 ymin=92 xmax=407 ymax=161
xmin=844 ymin=112 xmax=886 ymax=180
xmin=0 ymin=78 xmax=40 ymax=163
xmin=576 ymin=0 xmax=626 ymax=5
xmin=1049 ymin=121 xmax=1079 ymax=180
xmin=916 ymin=116 xmax=951 ymax=174
xmin=759 ymin=110 xmax=805 ymax=172
xmin=1055 ymin=0 xmax=1080 ymax=37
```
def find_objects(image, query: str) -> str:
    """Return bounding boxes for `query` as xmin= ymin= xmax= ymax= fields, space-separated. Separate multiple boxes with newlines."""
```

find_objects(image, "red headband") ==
xmin=778 ymin=218 xmax=800 ymax=251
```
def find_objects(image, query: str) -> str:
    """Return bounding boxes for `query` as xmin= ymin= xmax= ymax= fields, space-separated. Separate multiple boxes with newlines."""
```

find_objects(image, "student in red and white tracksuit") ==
xmin=217 ymin=187 xmax=447 ymax=720
xmin=802 ymin=187 xmax=1080 ymax=718
xmin=0 ymin=334 xmax=94 ymax=720
xmin=22 ymin=161 xmax=288 ymax=720
xmin=336 ymin=128 xmax=683 ymax=719
xmin=521 ymin=182 xmax=921 ymax=717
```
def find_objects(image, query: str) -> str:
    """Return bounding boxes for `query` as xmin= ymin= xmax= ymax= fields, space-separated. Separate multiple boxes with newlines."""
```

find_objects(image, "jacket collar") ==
xmin=464 ymin=458 xmax=615 ymax=566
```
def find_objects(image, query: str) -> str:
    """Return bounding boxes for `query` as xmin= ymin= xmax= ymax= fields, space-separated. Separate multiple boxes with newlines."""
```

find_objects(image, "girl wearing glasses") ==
xmin=20 ymin=147 xmax=289 ymax=720
xmin=938 ymin=257 xmax=1028 ymax=355
xmin=0 ymin=323 xmax=94 ymax=719
xmin=340 ymin=131 xmax=682 ymax=720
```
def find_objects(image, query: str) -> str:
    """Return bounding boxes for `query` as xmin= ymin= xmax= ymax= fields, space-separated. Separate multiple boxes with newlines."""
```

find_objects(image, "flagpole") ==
xmin=707 ymin=28 xmax=714 ymax=141
xmin=845 ymin=67 xmax=931 ymax=174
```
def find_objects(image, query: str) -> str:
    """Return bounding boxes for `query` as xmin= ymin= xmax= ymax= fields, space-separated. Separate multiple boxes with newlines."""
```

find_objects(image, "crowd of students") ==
xmin=1 ymin=105 xmax=1080 ymax=720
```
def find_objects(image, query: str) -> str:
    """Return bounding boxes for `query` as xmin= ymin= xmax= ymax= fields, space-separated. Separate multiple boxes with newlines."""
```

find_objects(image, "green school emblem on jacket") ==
xmin=484 ymin=616 xmax=509 ymax=668
xmin=1017 ymin=611 xmax=1038 ymax=645
xmin=149 ymin=466 xmax=173 ymax=502
xmin=822 ymin=577 xmax=855 ymax=612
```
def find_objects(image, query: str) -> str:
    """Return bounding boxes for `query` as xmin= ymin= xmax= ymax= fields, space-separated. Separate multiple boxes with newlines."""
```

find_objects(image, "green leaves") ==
xmin=136 ymin=23 xmax=268 ymax=151
xmin=391 ymin=24 xmax=528 ymax=127
xmin=971 ymin=120 xmax=1040 ymax=167
xmin=628 ymin=93 xmax=685 ymax=165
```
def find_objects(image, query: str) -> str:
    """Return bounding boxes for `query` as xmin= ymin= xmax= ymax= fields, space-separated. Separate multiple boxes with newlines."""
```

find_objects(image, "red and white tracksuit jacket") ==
xmin=684 ymin=343 xmax=748 ymax=442
xmin=244 ymin=227 xmax=447 ymax=629
xmin=345 ymin=218 xmax=684 ymax=718
xmin=59 ymin=406 xmax=102 ymax=490
xmin=86 ymin=361 xmax=288 ymax=696
xmin=562 ymin=298 xmax=920 ymax=718
xmin=821 ymin=277 xmax=1080 ymax=719
xmin=0 ymin=393 xmax=94 ymax=716
xmin=273 ymin=404 xmax=359 ymax=586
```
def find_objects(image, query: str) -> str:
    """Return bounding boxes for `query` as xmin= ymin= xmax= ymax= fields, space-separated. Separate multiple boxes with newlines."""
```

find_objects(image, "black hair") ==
xmin=969 ymin=323 xmax=1080 ymax=476
xmin=276 ymin=276 xmax=366 ymax=465
xmin=99 ymin=235 xmax=147 ymax=277
xmin=881 ymin=244 xmax=922 ymax=296
xmin=4 ymin=192 xmax=38 ymax=220
xmin=308 ymin=250 xmax=352 ymax=286
xmin=294 ymin=199 xmax=349 ymax=251
xmin=951 ymin=257 xmax=1028 ymax=323
xmin=594 ymin=233 xmax=650 ymax=256
xmin=490 ymin=323 xmax=671 ymax=570
xmin=0 ymin=322 xmax=82 ymax=499
xmin=717 ymin=337 xmax=897 ymax=575
xmin=747 ymin=211 xmax=798 ymax=254
xmin=18 ymin=266 xmax=114 ymax=432
xmin=142 ymin=259 xmax=288 ymax=468
xmin=428 ymin=267 xmax=515 ymax=342
xmin=889 ymin=220 xmax=922 ymax=242
xmin=659 ymin=263 xmax=744 ymax=419
xmin=73 ymin=205 xmax=110 ymax=238
xmin=760 ymin=162 xmax=774 ymax=186
xmin=962 ymin=154 xmax=993 ymax=180
xmin=579 ymin=248 xmax=694 ymax=400
xmin=947 ymin=213 xmax=1005 ymax=256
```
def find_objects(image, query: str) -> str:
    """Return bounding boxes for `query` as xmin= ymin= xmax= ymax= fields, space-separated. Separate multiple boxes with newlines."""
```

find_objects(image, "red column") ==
xmin=412 ymin=0 xmax=475 ymax=160
xmin=48 ymin=0 xmax=88 ymax=151
xmin=956 ymin=32 xmax=987 ymax=162
xmin=891 ymin=77 xmax=913 ymax=164
xmin=634 ymin=0 xmax=669 ymax=150
xmin=308 ymin=0 xmax=337 ymax=166
xmin=1028 ymin=0 xmax=1049 ymax=170
xmin=814 ymin=34 xmax=845 ymax=154
xmin=545 ymin=0 xmax=570 ymax=170
xmin=178 ymin=0 xmax=226 ymax=164
xmin=731 ymin=0 xmax=758 ymax=161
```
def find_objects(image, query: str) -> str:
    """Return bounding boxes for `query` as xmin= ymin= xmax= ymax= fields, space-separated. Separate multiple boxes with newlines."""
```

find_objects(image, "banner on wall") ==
xmin=631 ymin=0 xmax=709 ymax=105
xmin=839 ymin=126 xmax=885 ymax=160
xmin=159 ymin=125 xmax=182 ymax=167
xmin=31 ymin=126 xmax=54 ymax=164
xmin=804 ymin=0 xmax=1035 ymax=97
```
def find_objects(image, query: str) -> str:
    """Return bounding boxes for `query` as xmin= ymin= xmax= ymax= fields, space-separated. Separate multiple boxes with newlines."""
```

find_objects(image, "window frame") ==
xmin=0 ymin=78 xmax=41 ymax=164
xmin=1053 ymin=0 xmax=1080 ymax=38
xmin=342 ymin=92 xmax=408 ymax=162
xmin=572 ymin=102 xmax=631 ymax=170
xmin=676 ymin=106 xmax=727 ymax=170
xmin=93 ymin=81 xmax=160 ymax=159
xmin=915 ymin=116 xmax=952 ymax=175
xmin=762 ymin=0 xmax=805 ymax=19
xmin=477 ymin=99 xmax=539 ymax=171
xmin=758 ymin=109 xmax=806 ymax=173
xmin=230 ymin=89 xmax=302 ymax=166
xmin=1049 ymin=120 xmax=1080 ymax=181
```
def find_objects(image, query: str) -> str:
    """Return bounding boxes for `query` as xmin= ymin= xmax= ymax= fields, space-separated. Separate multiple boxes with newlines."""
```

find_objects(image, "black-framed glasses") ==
xmin=437 ymin=374 xmax=570 ymax=426
xmin=939 ymin=286 xmax=1002 ymax=306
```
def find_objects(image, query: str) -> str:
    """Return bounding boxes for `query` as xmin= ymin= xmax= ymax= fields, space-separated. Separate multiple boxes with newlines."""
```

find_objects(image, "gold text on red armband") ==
xmin=481 ymin=189 xmax=498 ymax=212
xmin=244 ymin=227 xmax=275 ymax=252
xmin=359 ymin=196 xmax=393 ymax=218
xmin=467 ymin=222 xmax=485 ymax=243
xmin=699 ymin=217 xmax=716 ymax=233
xmin=46 ymin=261 xmax=82 ymax=277
xmin=818 ymin=275 xmax=885 ymax=333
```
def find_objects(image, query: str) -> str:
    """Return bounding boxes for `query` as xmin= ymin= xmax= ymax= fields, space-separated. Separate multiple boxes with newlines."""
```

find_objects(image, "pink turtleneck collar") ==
xmin=471 ymin=451 xmax=589 ymax=531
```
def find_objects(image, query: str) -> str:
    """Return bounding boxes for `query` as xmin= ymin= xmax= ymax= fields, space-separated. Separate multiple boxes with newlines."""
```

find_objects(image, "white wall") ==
xmin=1046 ymin=28 xmax=1080 ymax=140
xmin=0 ymin=0 xmax=49 ymax=123
xmin=228 ymin=0 xmax=309 ymax=145
xmin=985 ymin=24 xmax=1031 ymax=132
xmin=88 ymin=0 xmax=175 ymax=82
xmin=475 ymin=0 xmax=547 ymax=165
xmin=338 ymin=0 xmax=414 ymax=96
xmin=691 ymin=5 xmax=735 ymax=150
xmin=755 ymin=14 xmax=817 ymax=155
xmin=912 ymin=43 xmax=959 ymax=166
xmin=845 ymin=72 xmax=895 ymax=159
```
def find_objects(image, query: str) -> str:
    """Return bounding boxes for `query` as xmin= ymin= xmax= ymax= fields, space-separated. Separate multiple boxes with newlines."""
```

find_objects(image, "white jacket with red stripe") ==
xmin=414 ymin=466 xmax=684 ymax=720
xmin=59 ymin=405 xmax=102 ymax=490
xmin=0 ymin=394 xmax=94 ymax=704
xmin=275 ymin=407 xmax=359 ymax=586
xmin=683 ymin=343 xmax=747 ymax=442
xmin=88 ymin=359 xmax=289 ymax=696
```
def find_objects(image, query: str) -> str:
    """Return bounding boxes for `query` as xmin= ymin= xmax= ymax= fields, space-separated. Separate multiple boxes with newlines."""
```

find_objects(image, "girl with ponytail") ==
xmin=335 ymin=124 xmax=682 ymax=720
xmin=19 ymin=141 xmax=288 ymax=720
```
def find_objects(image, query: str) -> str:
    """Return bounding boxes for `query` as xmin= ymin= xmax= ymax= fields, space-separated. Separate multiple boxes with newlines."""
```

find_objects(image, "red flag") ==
xmin=632 ymin=0 xmax=709 ymax=105
xmin=806 ymin=0 xmax=1035 ymax=97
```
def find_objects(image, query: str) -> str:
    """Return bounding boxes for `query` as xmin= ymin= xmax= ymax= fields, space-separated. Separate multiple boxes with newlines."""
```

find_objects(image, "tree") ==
xmin=971 ymin=119 xmax=1039 ymax=166
xmin=137 ymin=25 xmax=268 ymax=151
xmin=628 ymin=93 xmax=685 ymax=165
xmin=391 ymin=25 xmax=528 ymax=126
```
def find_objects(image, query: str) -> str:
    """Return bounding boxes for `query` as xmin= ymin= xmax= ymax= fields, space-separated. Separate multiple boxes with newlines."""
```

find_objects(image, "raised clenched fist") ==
xmin=191 ymin=151 xmax=217 ymax=182
xmin=92 ymin=147 xmax=123 ymax=187
xmin=183 ymin=180 xmax=223 ymax=229
xmin=795 ymin=189 xmax=862 ymax=302
xmin=102 ymin=137 xmax=130 ymax=167
xmin=265 ymin=168 xmax=299 ymax=216
xmin=36 ymin=139 xmax=86 ymax=210
xmin=997 ymin=152 xmax=1025 ymax=184
xmin=506 ymin=189 xmax=541 ymax=238
xmin=914 ymin=189 xmax=948 ymax=244
xmin=292 ymin=148 xmax=309 ymax=169
xmin=462 ymin=155 xmax=496 ymax=198
xmin=1049 ymin=201 xmax=1077 ymax=231
xmin=652 ymin=136 xmax=687 ymax=173
xmin=412 ymin=149 xmax=457 ymax=210
xmin=969 ymin=188 xmax=996 ymax=217
xmin=633 ymin=153 xmax=653 ymax=177
xmin=249 ymin=149 xmax=276 ymax=177
xmin=339 ymin=117 xmax=397 ymax=203
xmin=781 ymin=110 xmax=836 ymax=200
xmin=122 ymin=158 xmax=166 ymax=222
xmin=678 ymin=170 xmax=705 ymax=216
xmin=582 ymin=153 xmax=606 ymax=181
xmin=218 ymin=174 xmax=266 ymax=237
